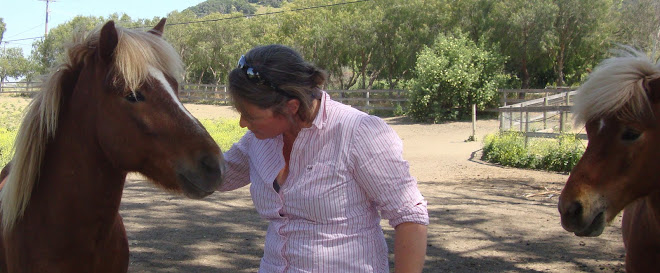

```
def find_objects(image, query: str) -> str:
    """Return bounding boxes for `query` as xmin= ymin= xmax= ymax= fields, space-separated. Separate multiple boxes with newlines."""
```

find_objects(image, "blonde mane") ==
xmin=573 ymin=48 xmax=660 ymax=125
xmin=0 ymin=22 xmax=183 ymax=232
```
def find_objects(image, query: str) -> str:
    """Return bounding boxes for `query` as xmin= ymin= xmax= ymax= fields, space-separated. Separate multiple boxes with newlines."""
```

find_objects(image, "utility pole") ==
xmin=39 ymin=0 xmax=55 ymax=36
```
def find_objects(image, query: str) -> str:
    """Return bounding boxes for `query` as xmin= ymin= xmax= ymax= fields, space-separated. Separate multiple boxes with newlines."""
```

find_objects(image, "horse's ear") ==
xmin=98 ymin=20 xmax=118 ymax=64
xmin=149 ymin=18 xmax=167 ymax=37
xmin=647 ymin=76 xmax=660 ymax=103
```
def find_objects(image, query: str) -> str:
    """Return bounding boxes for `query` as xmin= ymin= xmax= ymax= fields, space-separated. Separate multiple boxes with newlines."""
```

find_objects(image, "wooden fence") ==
xmin=496 ymin=88 xmax=586 ymax=143
xmin=169 ymin=84 xmax=409 ymax=112
xmin=1 ymin=82 xmax=407 ymax=113
xmin=0 ymin=82 xmax=586 ymax=142
xmin=0 ymin=81 xmax=41 ymax=96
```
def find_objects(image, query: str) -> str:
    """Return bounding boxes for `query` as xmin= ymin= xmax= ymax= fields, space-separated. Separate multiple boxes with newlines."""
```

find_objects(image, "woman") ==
xmin=219 ymin=44 xmax=428 ymax=272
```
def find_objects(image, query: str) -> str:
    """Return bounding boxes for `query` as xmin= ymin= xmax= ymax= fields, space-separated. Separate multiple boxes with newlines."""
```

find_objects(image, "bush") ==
xmin=407 ymin=32 xmax=512 ymax=123
xmin=482 ymin=132 xmax=585 ymax=173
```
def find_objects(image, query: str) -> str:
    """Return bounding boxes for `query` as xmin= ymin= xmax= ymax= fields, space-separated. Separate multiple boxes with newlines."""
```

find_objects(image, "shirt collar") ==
xmin=310 ymin=90 xmax=329 ymax=130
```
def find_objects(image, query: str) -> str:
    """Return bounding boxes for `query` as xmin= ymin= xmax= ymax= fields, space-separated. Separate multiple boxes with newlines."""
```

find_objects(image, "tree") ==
xmin=547 ymin=0 xmax=614 ymax=86
xmin=372 ymin=0 xmax=448 ymax=89
xmin=0 ymin=18 xmax=5 ymax=43
xmin=31 ymin=16 xmax=105 ymax=75
xmin=0 ymin=47 xmax=31 ymax=85
xmin=184 ymin=0 xmax=257 ymax=17
xmin=489 ymin=0 xmax=555 ymax=89
xmin=613 ymin=0 xmax=660 ymax=56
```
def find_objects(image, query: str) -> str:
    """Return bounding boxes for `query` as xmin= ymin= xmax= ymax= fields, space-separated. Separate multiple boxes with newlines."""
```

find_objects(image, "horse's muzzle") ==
xmin=176 ymin=153 xmax=224 ymax=199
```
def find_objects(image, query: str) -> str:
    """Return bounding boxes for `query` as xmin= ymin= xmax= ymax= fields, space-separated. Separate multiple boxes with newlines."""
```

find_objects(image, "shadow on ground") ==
xmin=122 ymin=174 xmax=624 ymax=273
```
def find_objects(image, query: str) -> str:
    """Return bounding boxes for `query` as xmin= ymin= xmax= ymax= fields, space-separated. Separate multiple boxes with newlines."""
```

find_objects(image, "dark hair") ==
xmin=228 ymin=44 xmax=327 ymax=123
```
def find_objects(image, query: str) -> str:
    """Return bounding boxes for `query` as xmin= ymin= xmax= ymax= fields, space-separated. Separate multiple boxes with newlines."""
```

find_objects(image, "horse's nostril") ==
xmin=200 ymin=154 xmax=221 ymax=173
xmin=567 ymin=201 xmax=583 ymax=218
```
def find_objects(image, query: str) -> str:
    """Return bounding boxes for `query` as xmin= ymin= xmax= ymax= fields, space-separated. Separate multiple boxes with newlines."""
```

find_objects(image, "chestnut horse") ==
xmin=558 ymin=49 xmax=660 ymax=272
xmin=0 ymin=19 xmax=225 ymax=272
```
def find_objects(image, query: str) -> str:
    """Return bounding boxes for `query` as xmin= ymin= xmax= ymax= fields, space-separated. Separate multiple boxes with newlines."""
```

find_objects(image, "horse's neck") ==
xmin=32 ymin=108 xmax=127 ymax=221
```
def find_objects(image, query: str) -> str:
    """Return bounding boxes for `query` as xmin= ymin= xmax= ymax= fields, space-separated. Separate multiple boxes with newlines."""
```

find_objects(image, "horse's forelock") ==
xmin=113 ymin=27 xmax=183 ymax=92
xmin=573 ymin=51 xmax=659 ymax=126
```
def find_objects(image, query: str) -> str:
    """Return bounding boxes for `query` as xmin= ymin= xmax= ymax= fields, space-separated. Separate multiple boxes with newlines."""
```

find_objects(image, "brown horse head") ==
xmin=90 ymin=19 xmax=225 ymax=198
xmin=558 ymin=49 xmax=660 ymax=237
xmin=0 ymin=19 xmax=225 ymax=233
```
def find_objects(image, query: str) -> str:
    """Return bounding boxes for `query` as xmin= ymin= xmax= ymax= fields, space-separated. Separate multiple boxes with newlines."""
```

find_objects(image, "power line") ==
xmin=1 ymin=0 xmax=371 ymax=44
xmin=156 ymin=0 xmax=371 ymax=27
xmin=1 ymin=37 xmax=44 ymax=44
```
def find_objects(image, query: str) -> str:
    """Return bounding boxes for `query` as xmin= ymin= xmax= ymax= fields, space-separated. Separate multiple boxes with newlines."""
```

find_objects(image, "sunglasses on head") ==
xmin=237 ymin=55 xmax=294 ymax=98
xmin=237 ymin=55 xmax=265 ymax=84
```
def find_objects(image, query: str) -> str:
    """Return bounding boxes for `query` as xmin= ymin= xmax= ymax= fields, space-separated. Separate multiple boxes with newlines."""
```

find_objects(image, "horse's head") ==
xmin=558 ymin=51 xmax=660 ymax=236
xmin=76 ymin=19 xmax=224 ymax=198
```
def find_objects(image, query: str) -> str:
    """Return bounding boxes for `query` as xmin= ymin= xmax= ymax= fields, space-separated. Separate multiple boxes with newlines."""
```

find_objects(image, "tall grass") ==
xmin=481 ymin=132 xmax=585 ymax=173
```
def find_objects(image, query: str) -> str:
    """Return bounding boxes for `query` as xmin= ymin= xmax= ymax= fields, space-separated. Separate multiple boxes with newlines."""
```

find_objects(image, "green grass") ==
xmin=200 ymin=118 xmax=247 ymax=151
xmin=0 ymin=100 xmax=27 ymax=167
xmin=481 ymin=131 xmax=585 ymax=173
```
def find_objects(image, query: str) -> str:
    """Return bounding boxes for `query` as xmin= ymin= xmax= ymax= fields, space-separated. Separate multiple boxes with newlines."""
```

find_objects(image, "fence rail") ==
xmin=1 ymin=82 xmax=407 ymax=113
xmin=497 ymin=88 xmax=586 ymax=143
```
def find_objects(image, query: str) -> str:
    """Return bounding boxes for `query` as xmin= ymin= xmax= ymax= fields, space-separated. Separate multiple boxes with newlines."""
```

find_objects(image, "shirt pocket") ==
xmin=290 ymin=162 xmax=347 ymax=223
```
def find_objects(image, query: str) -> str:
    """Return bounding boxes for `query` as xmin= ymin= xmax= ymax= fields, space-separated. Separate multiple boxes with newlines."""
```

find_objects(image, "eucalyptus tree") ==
xmin=372 ymin=0 xmax=448 ymax=89
xmin=613 ymin=0 xmax=660 ymax=57
xmin=547 ymin=0 xmax=615 ymax=86
xmin=489 ymin=0 xmax=555 ymax=89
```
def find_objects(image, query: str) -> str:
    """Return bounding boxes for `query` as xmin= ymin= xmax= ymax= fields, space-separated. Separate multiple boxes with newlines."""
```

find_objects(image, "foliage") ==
xmin=184 ymin=0 xmax=257 ymax=17
xmin=0 ymin=99 xmax=30 ymax=168
xmin=31 ymin=16 xmax=106 ymax=75
xmin=407 ymin=32 xmax=510 ymax=122
xmin=0 ymin=47 xmax=32 ymax=83
xmin=487 ymin=0 xmax=556 ymax=89
xmin=0 ymin=18 xmax=5 ymax=43
xmin=482 ymin=132 xmax=585 ymax=173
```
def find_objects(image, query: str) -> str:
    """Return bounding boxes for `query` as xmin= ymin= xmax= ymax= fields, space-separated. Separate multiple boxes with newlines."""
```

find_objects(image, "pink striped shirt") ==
xmin=219 ymin=92 xmax=429 ymax=272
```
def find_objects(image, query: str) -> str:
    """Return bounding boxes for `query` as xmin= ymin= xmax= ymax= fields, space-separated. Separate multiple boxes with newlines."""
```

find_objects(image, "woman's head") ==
xmin=228 ymin=44 xmax=327 ymax=124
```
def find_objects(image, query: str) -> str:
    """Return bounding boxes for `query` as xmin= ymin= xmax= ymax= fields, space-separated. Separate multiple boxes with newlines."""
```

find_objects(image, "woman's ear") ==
xmin=286 ymin=99 xmax=301 ymax=116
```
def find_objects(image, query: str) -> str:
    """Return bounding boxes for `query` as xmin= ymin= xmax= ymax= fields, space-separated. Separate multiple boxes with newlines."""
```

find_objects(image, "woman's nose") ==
xmin=239 ymin=116 xmax=248 ymax=128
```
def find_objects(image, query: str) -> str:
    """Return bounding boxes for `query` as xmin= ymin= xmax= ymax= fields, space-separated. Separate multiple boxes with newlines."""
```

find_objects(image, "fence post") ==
xmin=524 ymin=111 xmax=530 ymax=147
xmin=471 ymin=104 xmax=476 ymax=141
xmin=543 ymin=95 xmax=548 ymax=130
xmin=499 ymin=91 xmax=506 ymax=131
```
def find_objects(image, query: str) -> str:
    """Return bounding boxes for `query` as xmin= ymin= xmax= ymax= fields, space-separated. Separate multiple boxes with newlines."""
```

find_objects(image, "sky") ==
xmin=1 ymin=0 xmax=206 ymax=57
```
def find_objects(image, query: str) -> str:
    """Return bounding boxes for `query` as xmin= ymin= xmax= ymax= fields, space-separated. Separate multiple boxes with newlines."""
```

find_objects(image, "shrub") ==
xmin=407 ymin=32 xmax=512 ymax=123
xmin=482 ymin=132 xmax=585 ymax=173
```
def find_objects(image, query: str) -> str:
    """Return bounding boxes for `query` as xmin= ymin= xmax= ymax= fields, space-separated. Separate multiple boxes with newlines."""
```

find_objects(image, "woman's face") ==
xmin=238 ymin=102 xmax=291 ymax=140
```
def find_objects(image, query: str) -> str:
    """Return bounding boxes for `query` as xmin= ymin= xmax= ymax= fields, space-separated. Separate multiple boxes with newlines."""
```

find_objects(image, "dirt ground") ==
xmin=119 ymin=103 xmax=625 ymax=273
xmin=0 ymin=96 xmax=626 ymax=272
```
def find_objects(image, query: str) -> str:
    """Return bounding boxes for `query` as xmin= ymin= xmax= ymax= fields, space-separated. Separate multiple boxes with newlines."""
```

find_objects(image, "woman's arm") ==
xmin=395 ymin=222 xmax=427 ymax=273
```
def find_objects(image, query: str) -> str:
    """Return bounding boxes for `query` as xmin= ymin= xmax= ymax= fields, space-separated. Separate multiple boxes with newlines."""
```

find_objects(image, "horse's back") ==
xmin=622 ymin=194 xmax=660 ymax=273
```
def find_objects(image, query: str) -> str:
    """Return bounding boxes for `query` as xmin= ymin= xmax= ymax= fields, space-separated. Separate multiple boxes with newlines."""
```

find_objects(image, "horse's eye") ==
xmin=621 ymin=128 xmax=641 ymax=142
xmin=125 ymin=91 xmax=145 ymax=103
